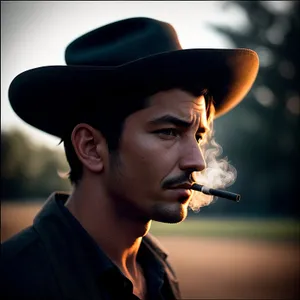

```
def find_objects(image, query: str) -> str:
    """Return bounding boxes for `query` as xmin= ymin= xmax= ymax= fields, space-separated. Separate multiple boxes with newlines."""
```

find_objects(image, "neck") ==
xmin=65 ymin=179 xmax=152 ymax=278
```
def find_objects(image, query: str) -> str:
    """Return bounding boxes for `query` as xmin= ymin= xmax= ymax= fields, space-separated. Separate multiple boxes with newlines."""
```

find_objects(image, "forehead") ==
xmin=123 ymin=88 xmax=209 ymax=135
xmin=145 ymin=88 xmax=207 ymax=121
xmin=149 ymin=88 xmax=205 ymax=108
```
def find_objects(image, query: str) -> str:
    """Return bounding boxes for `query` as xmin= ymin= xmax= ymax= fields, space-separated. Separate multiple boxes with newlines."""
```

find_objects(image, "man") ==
xmin=1 ymin=17 xmax=259 ymax=299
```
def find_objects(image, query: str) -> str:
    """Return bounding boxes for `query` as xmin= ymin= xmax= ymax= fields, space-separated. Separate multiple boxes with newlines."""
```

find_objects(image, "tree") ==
xmin=1 ymin=129 xmax=71 ymax=200
xmin=207 ymin=1 xmax=299 ymax=217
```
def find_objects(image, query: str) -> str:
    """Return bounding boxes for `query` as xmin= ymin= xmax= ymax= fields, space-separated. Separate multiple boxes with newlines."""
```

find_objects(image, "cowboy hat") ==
xmin=8 ymin=17 xmax=259 ymax=138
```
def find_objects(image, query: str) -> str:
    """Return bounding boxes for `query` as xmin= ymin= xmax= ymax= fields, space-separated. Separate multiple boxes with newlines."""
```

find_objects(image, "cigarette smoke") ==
xmin=189 ymin=132 xmax=237 ymax=212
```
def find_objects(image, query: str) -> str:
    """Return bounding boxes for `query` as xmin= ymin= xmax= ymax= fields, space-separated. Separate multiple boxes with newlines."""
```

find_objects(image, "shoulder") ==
xmin=1 ymin=226 xmax=47 ymax=270
xmin=1 ymin=227 xmax=60 ymax=299
xmin=2 ymin=226 xmax=39 ymax=258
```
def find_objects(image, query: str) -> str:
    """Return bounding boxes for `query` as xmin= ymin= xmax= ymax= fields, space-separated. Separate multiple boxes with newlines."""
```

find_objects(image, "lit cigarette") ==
xmin=191 ymin=183 xmax=240 ymax=202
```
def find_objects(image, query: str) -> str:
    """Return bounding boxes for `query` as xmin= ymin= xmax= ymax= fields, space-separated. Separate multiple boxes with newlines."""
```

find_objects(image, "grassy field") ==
xmin=1 ymin=201 xmax=299 ymax=241
xmin=1 ymin=202 xmax=299 ymax=299
xmin=150 ymin=217 xmax=300 ymax=240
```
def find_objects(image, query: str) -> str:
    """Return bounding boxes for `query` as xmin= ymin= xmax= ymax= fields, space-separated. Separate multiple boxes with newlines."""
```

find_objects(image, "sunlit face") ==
xmin=104 ymin=89 xmax=209 ymax=223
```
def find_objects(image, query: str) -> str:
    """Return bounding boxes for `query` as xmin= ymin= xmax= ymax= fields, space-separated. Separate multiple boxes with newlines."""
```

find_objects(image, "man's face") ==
xmin=104 ymin=89 xmax=209 ymax=223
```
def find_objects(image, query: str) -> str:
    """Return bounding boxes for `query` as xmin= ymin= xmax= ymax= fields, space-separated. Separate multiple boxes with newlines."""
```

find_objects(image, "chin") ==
xmin=151 ymin=202 xmax=188 ymax=224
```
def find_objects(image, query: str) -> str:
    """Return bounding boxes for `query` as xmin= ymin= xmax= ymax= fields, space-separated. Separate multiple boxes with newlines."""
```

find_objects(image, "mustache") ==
xmin=162 ymin=172 xmax=195 ymax=189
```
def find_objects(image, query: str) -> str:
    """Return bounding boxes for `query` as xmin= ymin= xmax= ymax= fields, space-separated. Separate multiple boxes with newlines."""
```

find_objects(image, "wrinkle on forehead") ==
xmin=125 ymin=88 xmax=209 ymax=129
xmin=149 ymin=89 xmax=206 ymax=113
xmin=150 ymin=89 xmax=208 ymax=126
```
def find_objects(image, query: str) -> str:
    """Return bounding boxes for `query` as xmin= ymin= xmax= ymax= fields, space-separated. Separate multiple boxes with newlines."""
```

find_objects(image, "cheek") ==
xmin=122 ymin=134 xmax=177 ymax=182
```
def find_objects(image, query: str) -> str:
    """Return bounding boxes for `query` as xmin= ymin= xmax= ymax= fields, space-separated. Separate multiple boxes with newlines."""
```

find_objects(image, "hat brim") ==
xmin=9 ymin=48 xmax=259 ymax=138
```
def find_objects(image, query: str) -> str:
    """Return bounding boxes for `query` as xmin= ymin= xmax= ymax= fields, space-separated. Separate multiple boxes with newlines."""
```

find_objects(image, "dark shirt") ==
xmin=57 ymin=194 xmax=166 ymax=300
xmin=1 ymin=193 xmax=181 ymax=300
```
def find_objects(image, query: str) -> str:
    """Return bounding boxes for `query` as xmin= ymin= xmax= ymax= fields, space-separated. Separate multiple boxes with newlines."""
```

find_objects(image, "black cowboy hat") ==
xmin=8 ymin=17 xmax=259 ymax=138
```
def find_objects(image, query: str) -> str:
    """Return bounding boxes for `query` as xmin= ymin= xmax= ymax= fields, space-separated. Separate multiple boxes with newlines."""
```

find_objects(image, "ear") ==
xmin=71 ymin=123 xmax=107 ymax=174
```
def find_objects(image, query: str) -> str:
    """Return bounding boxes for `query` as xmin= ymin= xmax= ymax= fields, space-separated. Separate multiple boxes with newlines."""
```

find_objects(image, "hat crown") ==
xmin=65 ymin=17 xmax=182 ymax=67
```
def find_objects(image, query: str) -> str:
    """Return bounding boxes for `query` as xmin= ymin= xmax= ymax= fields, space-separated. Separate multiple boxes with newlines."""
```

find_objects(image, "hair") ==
xmin=61 ymin=87 xmax=216 ymax=185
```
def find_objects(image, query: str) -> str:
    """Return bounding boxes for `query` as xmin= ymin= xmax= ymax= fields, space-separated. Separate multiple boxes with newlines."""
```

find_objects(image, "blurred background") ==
xmin=1 ymin=1 xmax=299 ymax=299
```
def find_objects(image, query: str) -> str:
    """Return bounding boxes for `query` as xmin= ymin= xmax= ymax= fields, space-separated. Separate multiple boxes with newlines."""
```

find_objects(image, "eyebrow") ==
xmin=149 ymin=114 xmax=209 ymax=134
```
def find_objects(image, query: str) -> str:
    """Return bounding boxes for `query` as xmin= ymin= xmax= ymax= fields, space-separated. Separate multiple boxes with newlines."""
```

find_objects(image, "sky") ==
xmin=1 ymin=1 xmax=289 ymax=149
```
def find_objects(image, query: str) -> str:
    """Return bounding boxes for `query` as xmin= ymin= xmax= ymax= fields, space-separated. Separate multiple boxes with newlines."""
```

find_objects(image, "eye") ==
xmin=196 ymin=133 xmax=207 ymax=144
xmin=196 ymin=134 xmax=203 ymax=143
xmin=153 ymin=128 xmax=180 ymax=139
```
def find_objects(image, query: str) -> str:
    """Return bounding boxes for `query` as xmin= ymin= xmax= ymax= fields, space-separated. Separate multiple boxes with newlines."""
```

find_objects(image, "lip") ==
xmin=167 ymin=182 xmax=193 ymax=199
xmin=169 ymin=182 xmax=193 ymax=190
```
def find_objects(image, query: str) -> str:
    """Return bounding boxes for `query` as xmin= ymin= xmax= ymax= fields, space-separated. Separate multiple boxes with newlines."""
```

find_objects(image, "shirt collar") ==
xmin=56 ymin=193 xmax=116 ymax=275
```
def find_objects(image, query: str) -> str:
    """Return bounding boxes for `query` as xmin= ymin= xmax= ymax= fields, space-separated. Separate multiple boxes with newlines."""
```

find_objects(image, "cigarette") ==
xmin=191 ymin=183 xmax=240 ymax=202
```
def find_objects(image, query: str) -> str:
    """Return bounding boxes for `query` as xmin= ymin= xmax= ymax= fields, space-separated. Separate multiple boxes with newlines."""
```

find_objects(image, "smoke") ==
xmin=189 ymin=133 xmax=237 ymax=212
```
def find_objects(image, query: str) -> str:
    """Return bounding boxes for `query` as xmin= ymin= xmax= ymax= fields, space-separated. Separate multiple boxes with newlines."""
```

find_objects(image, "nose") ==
xmin=179 ymin=141 xmax=206 ymax=173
